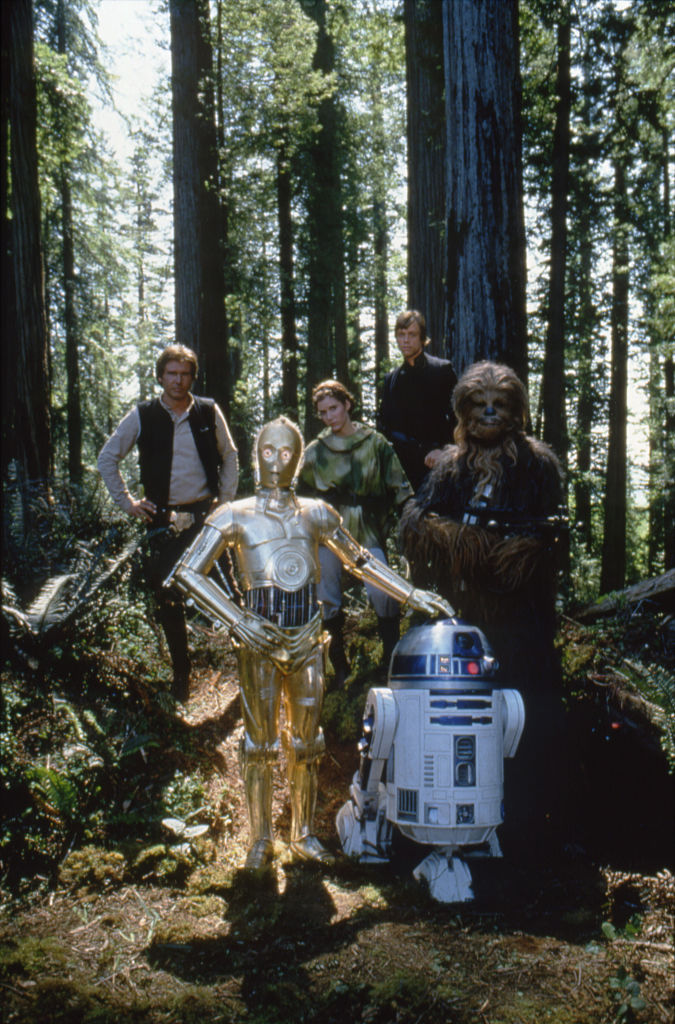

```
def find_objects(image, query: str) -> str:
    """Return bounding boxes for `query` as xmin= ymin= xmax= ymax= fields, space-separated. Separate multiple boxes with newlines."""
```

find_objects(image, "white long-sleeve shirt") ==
xmin=97 ymin=396 xmax=238 ymax=512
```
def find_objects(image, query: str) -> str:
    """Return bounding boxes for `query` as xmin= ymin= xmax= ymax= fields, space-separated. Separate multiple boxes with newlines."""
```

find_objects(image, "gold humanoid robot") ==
xmin=168 ymin=417 xmax=452 ymax=870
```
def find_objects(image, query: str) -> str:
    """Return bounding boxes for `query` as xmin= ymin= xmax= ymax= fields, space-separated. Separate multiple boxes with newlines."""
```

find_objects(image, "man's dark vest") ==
xmin=137 ymin=396 xmax=221 ymax=507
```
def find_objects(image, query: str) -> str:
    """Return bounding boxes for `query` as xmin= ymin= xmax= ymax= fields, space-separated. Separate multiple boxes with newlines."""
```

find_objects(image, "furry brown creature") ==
xmin=400 ymin=361 xmax=564 ymax=625
xmin=400 ymin=361 xmax=568 ymax=848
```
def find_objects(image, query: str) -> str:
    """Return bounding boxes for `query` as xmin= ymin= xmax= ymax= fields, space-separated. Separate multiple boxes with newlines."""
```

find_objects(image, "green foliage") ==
xmin=365 ymin=971 xmax=429 ymax=1022
xmin=631 ymin=663 xmax=675 ymax=770
xmin=0 ymin=487 xmax=226 ymax=891
xmin=609 ymin=967 xmax=647 ymax=1023
xmin=559 ymin=608 xmax=675 ymax=770
xmin=0 ymin=936 xmax=70 ymax=980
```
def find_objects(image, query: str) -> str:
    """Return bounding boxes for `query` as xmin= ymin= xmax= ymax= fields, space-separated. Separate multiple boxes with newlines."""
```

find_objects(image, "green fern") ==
xmin=26 ymin=766 xmax=80 ymax=822
xmin=635 ymin=664 xmax=675 ymax=771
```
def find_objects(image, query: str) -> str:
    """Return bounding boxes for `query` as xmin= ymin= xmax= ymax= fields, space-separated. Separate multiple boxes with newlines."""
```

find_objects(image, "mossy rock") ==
xmin=58 ymin=845 xmax=126 ymax=892
xmin=187 ymin=861 xmax=235 ymax=896
xmin=0 ymin=935 xmax=69 ymax=979
xmin=132 ymin=843 xmax=195 ymax=885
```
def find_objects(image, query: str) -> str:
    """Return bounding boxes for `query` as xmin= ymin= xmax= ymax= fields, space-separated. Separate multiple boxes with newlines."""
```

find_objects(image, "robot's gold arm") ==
xmin=324 ymin=525 xmax=454 ymax=619
xmin=166 ymin=524 xmax=290 ymax=661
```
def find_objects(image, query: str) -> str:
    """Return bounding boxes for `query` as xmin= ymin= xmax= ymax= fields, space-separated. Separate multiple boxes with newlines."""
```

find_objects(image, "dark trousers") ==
xmin=144 ymin=500 xmax=213 ymax=679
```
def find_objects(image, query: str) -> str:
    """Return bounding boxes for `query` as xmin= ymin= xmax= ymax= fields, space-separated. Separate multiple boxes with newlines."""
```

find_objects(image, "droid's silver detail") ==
xmin=166 ymin=417 xmax=453 ymax=870
xmin=336 ymin=618 xmax=525 ymax=902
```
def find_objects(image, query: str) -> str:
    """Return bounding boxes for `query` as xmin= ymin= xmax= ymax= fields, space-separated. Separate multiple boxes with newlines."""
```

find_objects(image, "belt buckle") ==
xmin=169 ymin=510 xmax=195 ymax=535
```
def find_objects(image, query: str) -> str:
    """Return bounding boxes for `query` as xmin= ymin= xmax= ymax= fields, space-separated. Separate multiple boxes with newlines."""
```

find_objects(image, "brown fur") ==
xmin=400 ymin=361 xmax=563 ymax=623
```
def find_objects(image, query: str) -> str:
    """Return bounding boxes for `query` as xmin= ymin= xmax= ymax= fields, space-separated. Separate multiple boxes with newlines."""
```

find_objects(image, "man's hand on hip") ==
xmin=129 ymin=498 xmax=157 ymax=522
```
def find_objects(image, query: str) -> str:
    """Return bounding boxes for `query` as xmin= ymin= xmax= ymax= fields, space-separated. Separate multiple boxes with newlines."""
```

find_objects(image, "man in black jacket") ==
xmin=377 ymin=310 xmax=457 ymax=491
xmin=98 ymin=344 xmax=238 ymax=700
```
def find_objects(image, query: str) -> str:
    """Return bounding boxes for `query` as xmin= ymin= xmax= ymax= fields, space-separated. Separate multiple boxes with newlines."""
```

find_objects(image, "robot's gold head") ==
xmin=254 ymin=416 xmax=304 ymax=490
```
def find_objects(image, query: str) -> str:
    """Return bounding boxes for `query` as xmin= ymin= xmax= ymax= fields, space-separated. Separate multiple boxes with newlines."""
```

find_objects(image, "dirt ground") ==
xmin=1 ymin=655 xmax=673 ymax=1024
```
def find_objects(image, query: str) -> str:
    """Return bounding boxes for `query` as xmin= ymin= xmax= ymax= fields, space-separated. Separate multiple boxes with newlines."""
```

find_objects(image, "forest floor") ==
xmin=1 ymin=621 xmax=674 ymax=1024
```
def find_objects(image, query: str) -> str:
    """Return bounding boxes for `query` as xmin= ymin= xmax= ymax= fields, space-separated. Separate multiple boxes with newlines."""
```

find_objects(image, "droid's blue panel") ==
xmin=392 ymin=654 xmax=427 ymax=676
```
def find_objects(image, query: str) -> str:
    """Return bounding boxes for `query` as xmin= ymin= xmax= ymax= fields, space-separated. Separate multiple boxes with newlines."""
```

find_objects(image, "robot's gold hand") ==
xmin=409 ymin=588 xmax=454 ymax=619
xmin=233 ymin=611 xmax=287 ymax=657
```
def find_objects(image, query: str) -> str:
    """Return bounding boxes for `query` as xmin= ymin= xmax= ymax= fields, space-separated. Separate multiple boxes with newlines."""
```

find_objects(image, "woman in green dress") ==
xmin=299 ymin=379 xmax=413 ymax=685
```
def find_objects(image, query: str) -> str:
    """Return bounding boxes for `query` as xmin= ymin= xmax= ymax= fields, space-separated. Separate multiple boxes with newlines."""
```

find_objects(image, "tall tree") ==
xmin=404 ymin=0 xmax=446 ymax=353
xmin=567 ymin=33 xmax=605 ymax=558
xmin=277 ymin=142 xmax=299 ymax=421
xmin=54 ymin=0 xmax=81 ymax=485
xmin=300 ymin=0 xmax=348 ymax=433
xmin=3 ymin=0 xmax=52 ymax=488
xmin=600 ymin=12 xmax=632 ymax=594
xmin=442 ymin=0 xmax=528 ymax=376
xmin=540 ymin=1 xmax=571 ymax=466
xmin=170 ymin=0 xmax=229 ymax=410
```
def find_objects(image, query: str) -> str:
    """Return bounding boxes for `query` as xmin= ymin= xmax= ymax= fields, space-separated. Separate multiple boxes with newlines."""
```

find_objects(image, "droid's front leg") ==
xmin=336 ymin=687 xmax=396 ymax=862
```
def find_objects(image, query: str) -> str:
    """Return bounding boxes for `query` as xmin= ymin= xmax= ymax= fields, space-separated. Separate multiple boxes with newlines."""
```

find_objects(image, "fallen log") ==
xmin=573 ymin=570 xmax=675 ymax=623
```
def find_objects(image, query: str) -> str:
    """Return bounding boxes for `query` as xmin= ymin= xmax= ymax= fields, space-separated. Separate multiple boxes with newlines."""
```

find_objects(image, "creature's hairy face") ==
xmin=463 ymin=385 xmax=519 ymax=444
xmin=453 ymin=362 xmax=529 ymax=447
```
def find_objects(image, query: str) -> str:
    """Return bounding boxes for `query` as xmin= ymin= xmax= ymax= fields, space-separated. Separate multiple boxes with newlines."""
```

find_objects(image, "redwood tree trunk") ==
xmin=404 ymin=0 xmax=446 ymax=354
xmin=541 ymin=8 xmax=571 ymax=468
xmin=5 ymin=0 xmax=51 ymax=484
xmin=277 ymin=143 xmax=299 ymax=422
xmin=442 ymin=0 xmax=527 ymax=378
xmin=170 ymin=0 xmax=229 ymax=410
xmin=600 ymin=156 xmax=629 ymax=593
xmin=301 ymin=0 xmax=347 ymax=434
xmin=55 ymin=0 xmax=81 ymax=485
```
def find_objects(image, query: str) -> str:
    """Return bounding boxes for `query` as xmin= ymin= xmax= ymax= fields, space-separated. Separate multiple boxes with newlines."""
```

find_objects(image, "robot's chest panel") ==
xmin=235 ymin=509 xmax=318 ymax=589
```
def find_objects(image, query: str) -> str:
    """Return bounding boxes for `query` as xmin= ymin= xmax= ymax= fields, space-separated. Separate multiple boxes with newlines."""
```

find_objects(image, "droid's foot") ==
xmin=290 ymin=835 xmax=335 ymax=866
xmin=245 ymin=839 xmax=275 ymax=870
xmin=413 ymin=851 xmax=474 ymax=903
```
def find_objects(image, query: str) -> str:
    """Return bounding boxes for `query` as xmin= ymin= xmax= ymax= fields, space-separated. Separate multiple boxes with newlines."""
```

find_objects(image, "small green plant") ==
xmin=609 ymin=966 xmax=647 ymax=1023
xmin=601 ymin=913 xmax=643 ymax=942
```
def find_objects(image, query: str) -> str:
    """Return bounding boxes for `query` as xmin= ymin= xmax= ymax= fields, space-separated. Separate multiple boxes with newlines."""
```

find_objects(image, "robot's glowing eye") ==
xmin=467 ymin=661 xmax=480 ymax=675
xmin=261 ymin=446 xmax=274 ymax=459
xmin=279 ymin=447 xmax=293 ymax=464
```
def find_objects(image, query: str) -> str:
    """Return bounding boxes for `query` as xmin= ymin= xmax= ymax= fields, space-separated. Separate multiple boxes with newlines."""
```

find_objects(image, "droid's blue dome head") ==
xmin=389 ymin=618 xmax=497 ymax=691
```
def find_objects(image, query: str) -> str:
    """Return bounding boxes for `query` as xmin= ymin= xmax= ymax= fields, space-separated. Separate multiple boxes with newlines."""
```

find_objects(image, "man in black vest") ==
xmin=98 ymin=344 xmax=238 ymax=701
xmin=377 ymin=310 xmax=457 ymax=492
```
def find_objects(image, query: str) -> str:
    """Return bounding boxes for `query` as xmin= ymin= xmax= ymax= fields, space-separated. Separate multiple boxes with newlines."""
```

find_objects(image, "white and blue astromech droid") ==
xmin=336 ymin=619 xmax=525 ymax=902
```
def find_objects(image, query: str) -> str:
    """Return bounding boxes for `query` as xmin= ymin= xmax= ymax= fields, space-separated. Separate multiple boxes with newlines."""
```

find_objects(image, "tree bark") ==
xmin=277 ymin=142 xmax=299 ymax=422
xmin=404 ymin=0 xmax=446 ymax=354
xmin=442 ymin=0 xmax=527 ymax=378
xmin=600 ymin=154 xmax=629 ymax=593
xmin=572 ymin=49 xmax=597 ymax=557
xmin=4 ymin=0 xmax=52 ymax=485
xmin=170 ymin=0 xmax=229 ymax=410
xmin=541 ymin=7 xmax=571 ymax=469
xmin=301 ymin=0 xmax=347 ymax=435
xmin=575 ymin=569 xmax=675 ymax=622
xmin=56 ymin=0 xmax=81 ymax=486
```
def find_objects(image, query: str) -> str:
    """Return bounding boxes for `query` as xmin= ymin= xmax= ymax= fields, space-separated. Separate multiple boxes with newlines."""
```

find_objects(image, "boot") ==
xmin=377 ymin=614 xmax=400 ymax=673
xmin=324 ymin=611 xmax=349 ymax=689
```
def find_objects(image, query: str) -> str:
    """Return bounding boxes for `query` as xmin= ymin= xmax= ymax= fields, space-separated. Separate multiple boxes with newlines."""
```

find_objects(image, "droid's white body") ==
xmin=336 ymin=619 xmax=525 ymax=902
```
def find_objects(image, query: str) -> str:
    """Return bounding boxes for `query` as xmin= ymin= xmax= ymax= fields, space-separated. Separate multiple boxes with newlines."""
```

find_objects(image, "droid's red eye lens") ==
xmin=467 ymin=661 xmax=480 ymax=675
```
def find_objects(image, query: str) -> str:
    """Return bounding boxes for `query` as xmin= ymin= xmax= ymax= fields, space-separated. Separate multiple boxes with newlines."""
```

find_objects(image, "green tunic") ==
xmin=298 ymin=423 xmax=413 ymax=551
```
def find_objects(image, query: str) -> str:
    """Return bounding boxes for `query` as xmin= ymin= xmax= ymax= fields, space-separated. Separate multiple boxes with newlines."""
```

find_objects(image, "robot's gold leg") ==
xmin=242 ymin=758 xmax=276 ymax=869
xmin=281 ymin=645 xmax=334 ymax=865
xmin=287 ymin=759 xmax=334 ymax=864
xmin=237 ymin=648 xmax=282 ymax=869
xmin=237 ymin=640 xmax=334 ymax=867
